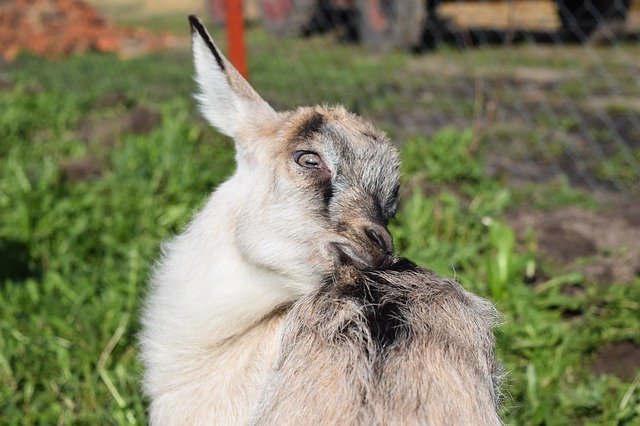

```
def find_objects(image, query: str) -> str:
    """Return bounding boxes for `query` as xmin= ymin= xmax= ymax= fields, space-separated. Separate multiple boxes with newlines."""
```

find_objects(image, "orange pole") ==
xmin=225 ymin=0 xmax=248 ymax=79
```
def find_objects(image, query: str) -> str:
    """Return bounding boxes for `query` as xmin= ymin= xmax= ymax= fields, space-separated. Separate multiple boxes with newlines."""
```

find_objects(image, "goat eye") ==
xmin=294 ymin=151 xmax=323 ymax=169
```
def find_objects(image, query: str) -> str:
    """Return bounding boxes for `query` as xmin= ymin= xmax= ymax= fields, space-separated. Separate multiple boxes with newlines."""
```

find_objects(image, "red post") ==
xmin=225 ymin=0 xmax=249 ymax=79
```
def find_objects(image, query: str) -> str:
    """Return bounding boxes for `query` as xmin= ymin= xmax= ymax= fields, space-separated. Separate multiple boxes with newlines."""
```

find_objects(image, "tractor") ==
xmin=210 ymin=0 xmax=632 ymax=49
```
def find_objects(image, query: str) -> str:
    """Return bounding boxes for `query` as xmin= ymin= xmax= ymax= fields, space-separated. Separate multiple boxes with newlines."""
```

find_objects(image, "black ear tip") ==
xmin=188 ymin=15 xmax=200 ymax=31
xmin=187 ymin=14 xmax=226 ymax=71
xmin=188 ymin=15 xmax=211 ymax=43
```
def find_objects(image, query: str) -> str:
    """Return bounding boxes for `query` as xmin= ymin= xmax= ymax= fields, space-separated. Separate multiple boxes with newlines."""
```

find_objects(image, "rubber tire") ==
xmin=556 ymin=0 xmax=630 ymax=41
xmin=357 ymin=0 xmax=426 ymax=50
xmin=259 ymin=0 xmax=319 ymax=36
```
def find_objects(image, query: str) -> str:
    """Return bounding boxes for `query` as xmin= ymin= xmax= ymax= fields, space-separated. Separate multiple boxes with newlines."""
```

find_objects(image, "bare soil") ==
xmin=508 ymin=205 xmax=640 ymax=284
xmin=65 ymin=103 xmax=162 ymax=182
xmin=593 ymin=342 xmax=640 ymax=381
xmin=60 ymin=157 xmax=106 ymax=183
xmin=77 ymin=103 xmax=161 ymax=147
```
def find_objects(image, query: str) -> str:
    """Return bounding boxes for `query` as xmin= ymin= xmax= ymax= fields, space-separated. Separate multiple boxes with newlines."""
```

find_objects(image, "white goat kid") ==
xmin=140 ymin=16 xmax=400 ymax=424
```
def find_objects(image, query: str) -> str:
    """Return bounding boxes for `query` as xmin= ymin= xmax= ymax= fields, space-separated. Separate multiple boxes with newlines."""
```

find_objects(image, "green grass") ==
xmin=1 ymin=27 xmax=639 ymax=424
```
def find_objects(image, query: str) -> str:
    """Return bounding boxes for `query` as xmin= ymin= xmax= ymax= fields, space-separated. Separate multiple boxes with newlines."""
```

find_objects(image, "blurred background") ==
xmin=1 ymin=0 xmax=639 ymax=423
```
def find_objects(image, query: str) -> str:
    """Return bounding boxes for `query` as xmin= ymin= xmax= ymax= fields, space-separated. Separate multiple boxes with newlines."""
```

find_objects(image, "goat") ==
xmin=140 ymin=15 xmax=502 ymax=425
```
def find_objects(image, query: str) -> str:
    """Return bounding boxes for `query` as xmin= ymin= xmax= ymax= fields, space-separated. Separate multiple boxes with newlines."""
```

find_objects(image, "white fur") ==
xmin=191 ymin=21 xmax=275 ymax=142
xmin=192 ymin=25 xmax=240 ymax=138
xmin=141 ymin=17 xmax=399 ymax=424
xmin=141 ymin=23 xmax=315 ymax=422
xmin=140 ymin=172 xmax=309 ymax=424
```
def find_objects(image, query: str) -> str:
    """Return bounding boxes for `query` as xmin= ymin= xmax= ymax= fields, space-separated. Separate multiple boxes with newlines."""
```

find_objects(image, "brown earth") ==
xmin=60 ymin=156 xmax=105 ymax=183
xmin=593 ymin=342 xmax=640 ymax=381
xmin=0 ymin=0 xmax=184 ymax=62
xmin=77 ymin=103 xmax=162 ymax=147
xmin=62 ymin=103 xmax=162 ymax=182
xmin=509 ymin=205 xmax=640 ymax=284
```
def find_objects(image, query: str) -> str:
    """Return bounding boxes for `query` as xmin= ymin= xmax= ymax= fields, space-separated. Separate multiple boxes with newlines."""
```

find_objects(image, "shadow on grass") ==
xmin=0 ymin=239 xmax=41 ymax=283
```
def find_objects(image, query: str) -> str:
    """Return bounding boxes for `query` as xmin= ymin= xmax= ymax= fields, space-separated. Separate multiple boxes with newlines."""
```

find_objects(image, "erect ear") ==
xmin=188 ymin=15 xmax=275 ymax=139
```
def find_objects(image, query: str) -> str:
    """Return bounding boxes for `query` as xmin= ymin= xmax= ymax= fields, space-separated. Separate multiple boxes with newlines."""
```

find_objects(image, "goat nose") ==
xmin=364 ymin=225 xmax=394 ymax=256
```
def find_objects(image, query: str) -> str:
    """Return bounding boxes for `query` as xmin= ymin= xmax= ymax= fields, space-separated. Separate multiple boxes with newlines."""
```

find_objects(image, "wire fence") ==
xmin=215 ymin=0 xmax=640 ymax=199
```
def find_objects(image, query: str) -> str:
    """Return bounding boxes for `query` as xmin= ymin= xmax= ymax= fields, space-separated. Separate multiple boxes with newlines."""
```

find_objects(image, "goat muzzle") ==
xmin=329 ymin=225 xmax=394 ymax=270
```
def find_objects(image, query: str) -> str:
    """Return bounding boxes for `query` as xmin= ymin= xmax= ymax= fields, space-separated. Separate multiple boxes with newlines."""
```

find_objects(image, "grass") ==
xmin=1 ymin=23 xmax=640 ymax=424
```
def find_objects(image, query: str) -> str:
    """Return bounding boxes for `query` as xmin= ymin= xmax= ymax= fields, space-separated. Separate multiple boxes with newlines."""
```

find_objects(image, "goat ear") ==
xmin=188 ymin=16 xmax=274 ymax=138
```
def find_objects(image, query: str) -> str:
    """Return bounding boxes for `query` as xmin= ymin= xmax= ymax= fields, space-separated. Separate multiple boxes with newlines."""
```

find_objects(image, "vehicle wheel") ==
xmin=357 ymin=0 xmax=426 ymax=50
xmin=556 ymin=0 xmax=630 ymax=41
xmin=259 ymin=0 xmax=319 ymax=35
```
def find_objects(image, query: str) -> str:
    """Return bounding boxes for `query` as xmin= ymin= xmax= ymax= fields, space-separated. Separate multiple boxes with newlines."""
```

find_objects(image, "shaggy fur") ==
xmin=252 ymin=259 xmax=503 ymax=425
xmin=140 ymin=15 xmax=502 ymax=425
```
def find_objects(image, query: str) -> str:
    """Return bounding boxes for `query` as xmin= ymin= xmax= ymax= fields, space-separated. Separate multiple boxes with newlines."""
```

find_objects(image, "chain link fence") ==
xmin=211 ymin=0 xmax=640 ymax=199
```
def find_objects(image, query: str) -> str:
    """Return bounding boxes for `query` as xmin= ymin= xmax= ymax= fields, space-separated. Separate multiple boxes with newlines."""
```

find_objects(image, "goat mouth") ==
xmin=328 ymin=242 xmax=392 ymax=271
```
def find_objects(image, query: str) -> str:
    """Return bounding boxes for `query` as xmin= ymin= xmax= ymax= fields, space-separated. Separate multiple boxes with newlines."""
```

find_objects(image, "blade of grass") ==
xmin=97 ymin=314 xmax=129 ymax=409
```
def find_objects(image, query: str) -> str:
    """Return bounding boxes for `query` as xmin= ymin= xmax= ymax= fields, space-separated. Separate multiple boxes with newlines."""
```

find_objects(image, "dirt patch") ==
xmin=0 ymin=0 xmax=184 ymax=62
xmin=385 ymin=38 xmax=640 ymax=197
xmin=78 ymin=113 xmax=128 ymax=149
xmin=481 ymin=125 xmax=632 ymax=198
xmin=68 ymin=105 xmax=161 ymax=182
xmin=593 ymin=342 xmax=640 ymax=381
xmin=94 ymin=90 xmax=134 ymax=109
xmin=512 ymin=67 xmax=577 ymax=86
xmin=125 ymin=106 xmax=162 ymax=134
xmin=537 ymin=223 xmax=598 ymax=263
xmin=0 ymin=77 xmax=13 ymax=92
xmin=485 ymin=155 xmax=558 ymax=187
xmin=509 ymin=205 xmax=640 ymax=284
xmin=77 ymin=105 xmax=161 ymax=148
xmin=60 ymin=156 xmax=105 ymax=182
xmin=587 ymin=96 xmax=640 ymax=113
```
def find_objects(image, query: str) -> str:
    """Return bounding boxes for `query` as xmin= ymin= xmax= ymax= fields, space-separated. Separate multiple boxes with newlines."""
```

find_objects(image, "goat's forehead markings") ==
xmin=285 ymin=110 xmax=326 ymax=146
xmin=296 ymin=112 xmax=326 ymax=141
xmin=316 ymin=125 xmax=399 ymax=202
